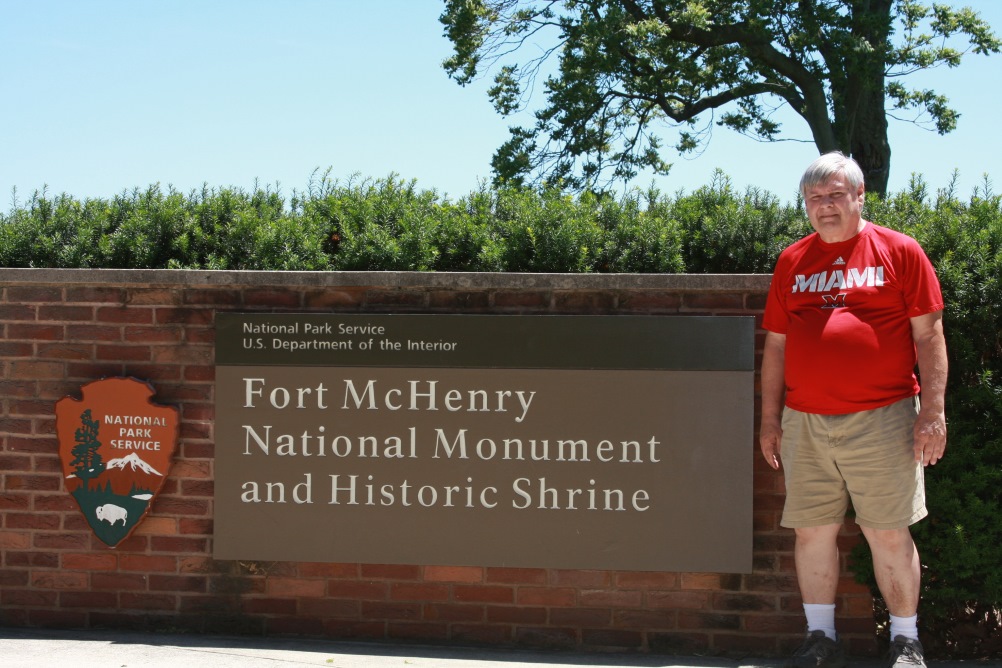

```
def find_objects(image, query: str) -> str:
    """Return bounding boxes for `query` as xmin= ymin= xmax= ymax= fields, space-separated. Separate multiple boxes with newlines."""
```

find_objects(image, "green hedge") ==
xmin=0 ymin=172 xmax=808 ymax=273
xmin=2 ymin=173 xmax=1000 ymax=657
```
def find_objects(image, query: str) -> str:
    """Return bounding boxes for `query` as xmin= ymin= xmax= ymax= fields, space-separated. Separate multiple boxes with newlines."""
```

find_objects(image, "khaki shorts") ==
xmin=780 ymin=397 xmax=926 ymax=530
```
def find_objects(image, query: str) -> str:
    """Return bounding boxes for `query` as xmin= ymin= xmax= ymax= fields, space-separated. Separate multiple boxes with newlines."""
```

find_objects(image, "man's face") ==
xmin=803 ymin=174 xmax=865 ymax=243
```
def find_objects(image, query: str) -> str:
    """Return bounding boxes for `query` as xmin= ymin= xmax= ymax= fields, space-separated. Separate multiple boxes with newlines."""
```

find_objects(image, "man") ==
xmin=760 ymin=152 xmax=948 ymax=668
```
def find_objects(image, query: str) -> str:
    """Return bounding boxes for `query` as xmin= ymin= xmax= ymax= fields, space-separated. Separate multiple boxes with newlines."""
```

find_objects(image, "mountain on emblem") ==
xmin=56 ymin=378 xmax=178 ymax=548
xmin=107 ymin=452 xmax=164 ymax=476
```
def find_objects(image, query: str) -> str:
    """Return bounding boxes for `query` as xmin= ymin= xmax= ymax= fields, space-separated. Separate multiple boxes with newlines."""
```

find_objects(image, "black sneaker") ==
xmin=785 ymin=629 xmax=847 ymax=668
xmin=887 ymin=635 xmax=927 ymax=668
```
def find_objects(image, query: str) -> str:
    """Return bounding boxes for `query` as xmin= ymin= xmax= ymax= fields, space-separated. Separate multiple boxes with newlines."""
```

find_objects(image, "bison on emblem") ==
xmin=95 ymin=503 xmax=128 ymax=526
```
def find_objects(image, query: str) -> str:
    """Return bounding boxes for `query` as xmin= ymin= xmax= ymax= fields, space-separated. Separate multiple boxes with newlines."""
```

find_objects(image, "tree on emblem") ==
xmin=70 ymin=409 xmax=105 ymax=491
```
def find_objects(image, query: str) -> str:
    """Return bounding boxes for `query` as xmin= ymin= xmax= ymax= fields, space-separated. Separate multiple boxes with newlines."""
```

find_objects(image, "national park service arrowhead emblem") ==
xmin=56 ymin=377 xmax=179 ymax=548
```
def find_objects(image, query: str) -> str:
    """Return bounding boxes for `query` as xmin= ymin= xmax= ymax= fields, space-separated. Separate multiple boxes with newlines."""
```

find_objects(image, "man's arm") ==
xmin=911 ymin=310 xmax=948 ymax=466
xmin=759 ymin=331 xmax=786 ymax=470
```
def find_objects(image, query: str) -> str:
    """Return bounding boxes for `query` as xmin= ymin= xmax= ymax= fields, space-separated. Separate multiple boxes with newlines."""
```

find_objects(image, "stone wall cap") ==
xmin=0 ymin=268 xmax=770 ymax=291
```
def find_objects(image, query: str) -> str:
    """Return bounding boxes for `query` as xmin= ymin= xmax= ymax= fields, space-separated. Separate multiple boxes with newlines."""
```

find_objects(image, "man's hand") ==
xmin=913 ymin=409 xmax=947 ymax=466
xmin=759 ymin=331 xmax=787 ymax=471
xmin=760 ymin=417 xmax=783 ymax=470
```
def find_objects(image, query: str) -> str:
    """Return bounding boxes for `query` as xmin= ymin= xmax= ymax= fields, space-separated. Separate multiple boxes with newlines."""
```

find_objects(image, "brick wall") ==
xmin=0 ymin=269 xmax=876 ymax=656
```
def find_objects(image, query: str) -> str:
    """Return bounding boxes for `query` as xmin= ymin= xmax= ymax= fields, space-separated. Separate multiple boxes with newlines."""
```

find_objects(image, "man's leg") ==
xmin=786 ymin=523 xmax=847 ymax=667
xmin=861 ymin=525 xmax=922 ymax=634
xmin=860 ymin=526 xmax=921 ymax=616
xmin=861 ymin=526 xmax=926 ymax=666
xmin=795 ymin=523 xmax=843 ymax=604
xmin=779 ymin=407 xmax=850 ymax=667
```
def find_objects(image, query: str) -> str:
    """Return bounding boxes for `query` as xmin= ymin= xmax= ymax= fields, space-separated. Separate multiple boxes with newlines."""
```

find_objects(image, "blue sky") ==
xmin=2 ymin=0 xmax=1001 ymax=206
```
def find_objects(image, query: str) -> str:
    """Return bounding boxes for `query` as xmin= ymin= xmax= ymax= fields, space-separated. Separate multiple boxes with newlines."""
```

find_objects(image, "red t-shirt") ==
xmin=763 ymin=222 xmax=944 ymax=414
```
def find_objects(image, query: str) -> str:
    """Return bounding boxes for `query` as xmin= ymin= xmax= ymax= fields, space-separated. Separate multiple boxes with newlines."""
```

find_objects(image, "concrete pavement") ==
xmin=0 ymin=627 xmax=778 ymax=668
xmin=1 ymin=627 xmax=994 ymax=668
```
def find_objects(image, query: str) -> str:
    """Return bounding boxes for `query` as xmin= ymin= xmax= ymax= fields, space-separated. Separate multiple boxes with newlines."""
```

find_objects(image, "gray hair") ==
xmin=800 ymin=151 xmax=865 ymax=198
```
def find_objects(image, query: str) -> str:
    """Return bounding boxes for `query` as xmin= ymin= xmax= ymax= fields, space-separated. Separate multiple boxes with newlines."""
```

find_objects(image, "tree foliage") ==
xmin=440 ymin=0 xmax=1000 ymax=195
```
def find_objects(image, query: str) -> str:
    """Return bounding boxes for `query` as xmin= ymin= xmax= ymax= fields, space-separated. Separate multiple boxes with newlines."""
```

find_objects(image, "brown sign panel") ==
xmin=56 ymin=377 xmax=179 ymax=547
xmin=214 ymin=314 xmax=753 ymax=572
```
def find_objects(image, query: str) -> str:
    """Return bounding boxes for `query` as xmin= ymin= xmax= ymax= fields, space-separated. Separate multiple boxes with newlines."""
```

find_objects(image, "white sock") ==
xmin=889 ymin=614 xmax=919 ymax=641
xmin=804 ymin=603 xmax=837 ymax=640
